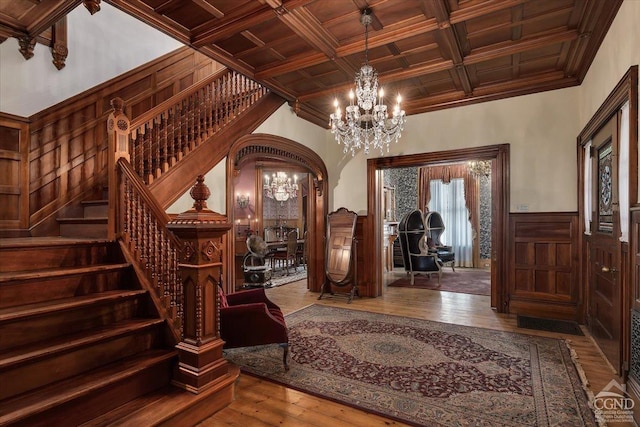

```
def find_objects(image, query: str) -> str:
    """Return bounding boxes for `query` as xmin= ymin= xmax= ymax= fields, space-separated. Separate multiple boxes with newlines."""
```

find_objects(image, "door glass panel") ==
xmin=598 ymin=141 xmax=613 ymax=233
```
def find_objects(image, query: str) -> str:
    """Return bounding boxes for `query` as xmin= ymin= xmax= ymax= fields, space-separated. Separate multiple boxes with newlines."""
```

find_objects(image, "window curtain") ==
xmin=418 ymin=164 xmax=480 ymax=237
xmin=619 ymin=100 xmax=630 ymax=242
xmin=583 ymin=140 xmax=592 ymax=235
xmin=429 ymin=179 xmax=473 ymax=267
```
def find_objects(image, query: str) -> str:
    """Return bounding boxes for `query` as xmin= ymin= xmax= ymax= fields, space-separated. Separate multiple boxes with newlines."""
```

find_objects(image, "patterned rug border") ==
xmin=269 ymin=267 xmax=307 ymax=287
xmin=225 ymin=305 xmax=598 ymax=427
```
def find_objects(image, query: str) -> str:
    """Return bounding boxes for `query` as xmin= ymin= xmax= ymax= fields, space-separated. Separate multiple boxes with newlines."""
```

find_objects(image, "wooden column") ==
xmin=167 ymin=175 xmax=235 ymax=394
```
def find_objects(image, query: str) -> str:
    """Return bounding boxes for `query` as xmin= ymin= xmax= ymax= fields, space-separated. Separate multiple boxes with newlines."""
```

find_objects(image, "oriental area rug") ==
xmin=388 ymin=268 xmax=491 ymax=296
xmin=224 ymin=305 xmax=597 ymax=427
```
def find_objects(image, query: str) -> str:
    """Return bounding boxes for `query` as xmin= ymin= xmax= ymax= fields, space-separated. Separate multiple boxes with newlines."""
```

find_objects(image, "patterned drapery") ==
xmin=417 ymin=164 xmax=481 ymax=236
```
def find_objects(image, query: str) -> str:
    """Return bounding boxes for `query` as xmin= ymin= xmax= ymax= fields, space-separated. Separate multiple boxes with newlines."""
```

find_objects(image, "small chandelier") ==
xmin=329 ymin=8 xmax=406 ymax=156
xmin=264 ymin=172 xmax=298 ymax=203
xmin=468 ymin=160 xmax=492 ymax=177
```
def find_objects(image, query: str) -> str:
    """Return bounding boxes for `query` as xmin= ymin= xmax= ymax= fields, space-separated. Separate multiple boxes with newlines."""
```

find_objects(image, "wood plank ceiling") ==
xmin=0 ymin=0 xmax=623 ymax=127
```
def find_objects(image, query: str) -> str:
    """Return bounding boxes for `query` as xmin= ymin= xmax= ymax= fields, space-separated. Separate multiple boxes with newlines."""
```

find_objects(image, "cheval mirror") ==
xmin=318 ymin=207 xmax=358 ymax=303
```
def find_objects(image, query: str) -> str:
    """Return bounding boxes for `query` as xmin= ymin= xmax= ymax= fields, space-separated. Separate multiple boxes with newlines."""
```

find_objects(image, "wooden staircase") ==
xmin=0 ymin=238 xmax=177 ymax=426
xmin=0 ymin=59 xmax=274 ymax=426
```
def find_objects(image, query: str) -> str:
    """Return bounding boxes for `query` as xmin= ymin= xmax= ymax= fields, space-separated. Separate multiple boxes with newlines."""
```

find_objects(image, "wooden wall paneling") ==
xmin=630 ymin=208 xmax=640 ymax=423
xmin=354 ymin=215 xmax=373 ymax=298
xmin=508 ymin=212 xmax=580 ymax=321
xmin=0 ymin=114 xmax=29 ymax=231
xmin=633 ymin=208 xmax=640 ymax=312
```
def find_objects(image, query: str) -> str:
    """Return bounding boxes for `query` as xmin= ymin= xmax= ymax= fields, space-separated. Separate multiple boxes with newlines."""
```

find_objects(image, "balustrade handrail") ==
xmin=116 ymin=157 xmax=183 ymax=341
xmin=126 ymin=68 xmax=269 ymax=185
xmin=129 ymin=68 xmax=230 ymax=130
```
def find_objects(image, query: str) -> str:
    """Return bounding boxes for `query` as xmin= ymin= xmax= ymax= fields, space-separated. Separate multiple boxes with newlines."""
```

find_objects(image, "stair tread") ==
xmin=81 ymin=365 xmax=241 ymax=427
xmin=81 ymin=200 xmax=108 ymax=205
xmin=0 ymin=288 xmax=147 ymax=322
xmin=0 ymin=237 xmax=111 ymax=249
xmin=0 ymin=318 xmax=165 ymax=370
xmin=57 ymin=217 xmax=108 ymax=223
xmin=0 ymin=262 xmax=131 ymax=283
xmin=0 ymin=349 xmax=177 ymax=425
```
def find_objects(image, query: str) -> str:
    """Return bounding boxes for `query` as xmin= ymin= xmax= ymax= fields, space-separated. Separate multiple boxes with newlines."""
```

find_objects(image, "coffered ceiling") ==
xmin=0 ymin=0 xmax=623 ymax=127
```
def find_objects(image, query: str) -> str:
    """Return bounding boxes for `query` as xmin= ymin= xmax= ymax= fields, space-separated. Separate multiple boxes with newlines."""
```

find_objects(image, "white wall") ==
xmin=0 ymin=3 xmax=182 ymax=117
xmin=166 ymin=160 xmax=227 ymax=214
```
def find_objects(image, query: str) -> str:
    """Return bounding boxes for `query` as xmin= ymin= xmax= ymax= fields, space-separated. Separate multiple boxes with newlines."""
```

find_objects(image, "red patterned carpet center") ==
xmin=224 ymin=305 xmax=596 ymax=427
xmin=387 ymin=267 xmax=491 ymax=296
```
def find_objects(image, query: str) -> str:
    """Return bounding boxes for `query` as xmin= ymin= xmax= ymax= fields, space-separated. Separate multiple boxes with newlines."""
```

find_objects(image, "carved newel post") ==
xmin=167 ymin=176 xmax=237 ymax=394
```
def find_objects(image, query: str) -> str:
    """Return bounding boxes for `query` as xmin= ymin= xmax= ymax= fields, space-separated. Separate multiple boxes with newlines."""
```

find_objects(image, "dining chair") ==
xmin=272 ymin=230 xmax=298 ymax=275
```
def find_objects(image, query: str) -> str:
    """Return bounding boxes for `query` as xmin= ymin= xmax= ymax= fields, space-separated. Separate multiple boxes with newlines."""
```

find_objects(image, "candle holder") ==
xmin=236 ymin=193 xmax=250 ymax=208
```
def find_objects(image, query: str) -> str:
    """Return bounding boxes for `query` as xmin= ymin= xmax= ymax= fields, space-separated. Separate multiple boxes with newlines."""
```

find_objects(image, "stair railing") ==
xmin=127 ymin=69 xmax=268 ymax=185
xmin=108 ymin=99 xmax=183 ymax=342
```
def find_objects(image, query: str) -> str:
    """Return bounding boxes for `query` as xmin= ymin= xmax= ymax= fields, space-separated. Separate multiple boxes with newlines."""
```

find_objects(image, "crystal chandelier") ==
xmin=468 ymin=160 xmax=492 ymax=177
xmin=329 ymin=9 xmax=406 ymax=156
xmin=264 ymin=172 xmax=298 ymax=202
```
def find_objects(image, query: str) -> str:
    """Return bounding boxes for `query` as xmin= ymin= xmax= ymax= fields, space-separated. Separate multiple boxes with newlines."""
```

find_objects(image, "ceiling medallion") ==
xmin=329 ymin=8 xmax=406 ymax=156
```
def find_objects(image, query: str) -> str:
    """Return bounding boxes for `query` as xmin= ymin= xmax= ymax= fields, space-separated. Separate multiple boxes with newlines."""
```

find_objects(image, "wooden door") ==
xmin=589 ymin=115 xmax=622 ymax=373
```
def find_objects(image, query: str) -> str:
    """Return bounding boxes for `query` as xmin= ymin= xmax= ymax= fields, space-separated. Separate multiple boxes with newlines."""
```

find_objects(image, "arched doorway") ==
xmin=227 ymin=134 xmax=328 ymax=294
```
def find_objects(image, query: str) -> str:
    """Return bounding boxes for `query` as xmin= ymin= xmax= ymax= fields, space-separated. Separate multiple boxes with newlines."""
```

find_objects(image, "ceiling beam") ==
xmin=464 ymin=29 xmax=579 ymax=65
xmin=428 ymin=0 xmax=473 ymax=95
xmin=255 ymin=18 xmax=439 ymax=80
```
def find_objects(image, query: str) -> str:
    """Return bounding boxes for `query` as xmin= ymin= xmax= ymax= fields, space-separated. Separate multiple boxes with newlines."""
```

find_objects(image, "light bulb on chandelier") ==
xmin=329 ymin=8 xmax=406 ymax=156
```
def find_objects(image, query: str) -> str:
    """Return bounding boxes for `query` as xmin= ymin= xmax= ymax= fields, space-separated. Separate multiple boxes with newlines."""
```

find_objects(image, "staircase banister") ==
xmin=129 ymin=67 xmax=232 ymax=130
xmin=116 ymin=158 xmax=180 ymax=247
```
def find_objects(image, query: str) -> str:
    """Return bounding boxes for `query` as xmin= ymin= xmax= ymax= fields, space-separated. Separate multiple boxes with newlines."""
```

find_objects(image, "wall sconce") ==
xmin=236 ymin=193 xmax=250 ymax=208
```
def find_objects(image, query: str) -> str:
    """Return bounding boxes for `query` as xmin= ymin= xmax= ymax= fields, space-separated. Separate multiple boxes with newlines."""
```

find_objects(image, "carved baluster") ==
xmin=181 ymin=98 xmax=188 ymax=152
xmin=152 ymin=117 xmax=160 ymax=179
xmin=165 ymin=239 xmax=174 ymax=312
xmin=214 ymin=78 xmax=220 ymax=132
xmin=160 ymin=113 xmax=168 ymax=170
xmin=228 ymin=74 xmax=233 ymax=119
xmin=181 ymin=99 xmax=188 ymax=153
xmin=196 ymin=88 xmax=204 ymax=141
xmin=123 ymin=178 xmax=130 ymax=239
xmin=188 ymin=95 xmax=195 ymax=148
xmin=221 ymin=75 xmax=227 ymax=128
xmin=179 ymin=100 xmax=193 ymax=154
xmin=130 ymin=189 xmax=138 ymax=254
xmin=135 ymin=192 xmax=142 ymax=259
xmin=204 ymin=84 xmax=211 ymax=137
xmin=205 ymin=82 xmax=211 ymax=136
xmin=134 ymin=131 xmax=142 ymax=180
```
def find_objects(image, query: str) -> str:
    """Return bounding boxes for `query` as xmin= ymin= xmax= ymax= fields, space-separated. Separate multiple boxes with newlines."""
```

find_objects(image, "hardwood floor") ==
xmin=198 ymin=273 xmax=620 ymax=427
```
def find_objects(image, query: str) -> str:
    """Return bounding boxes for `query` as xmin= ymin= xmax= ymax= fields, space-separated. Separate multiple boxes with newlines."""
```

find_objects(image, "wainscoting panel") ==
xmin=508 ymin=212 xmax=579 ymax=320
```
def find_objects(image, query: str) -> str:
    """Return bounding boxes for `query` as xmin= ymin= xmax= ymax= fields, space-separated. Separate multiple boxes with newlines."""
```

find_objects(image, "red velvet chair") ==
xmin=219 ymin=287 xmax=289 ymax=370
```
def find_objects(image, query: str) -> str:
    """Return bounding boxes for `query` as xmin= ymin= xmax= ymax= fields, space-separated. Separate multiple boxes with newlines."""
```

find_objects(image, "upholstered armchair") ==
xmin=219 ymin=287 xmax=289 ymax=370
xmin=424 ymin=211 xmax=456 ymax=271
xmin=398 ymin=209 xmax=443 ymax=285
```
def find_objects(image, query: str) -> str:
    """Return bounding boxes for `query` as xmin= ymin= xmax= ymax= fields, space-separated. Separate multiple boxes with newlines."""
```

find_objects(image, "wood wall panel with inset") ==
xmin=0 ymin=116 xmax=29 ymax=231
xmin=508 ymin=212 xmax=580 ymax=321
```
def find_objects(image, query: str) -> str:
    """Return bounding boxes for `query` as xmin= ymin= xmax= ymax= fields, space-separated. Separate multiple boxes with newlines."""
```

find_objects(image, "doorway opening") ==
xmin=227 ymin=134 xmax=329 ymax=295
xmin=381 ymin=162 xmax=493 ymax=297
xmin=366 ymin=144 xmax=510 ymax=311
